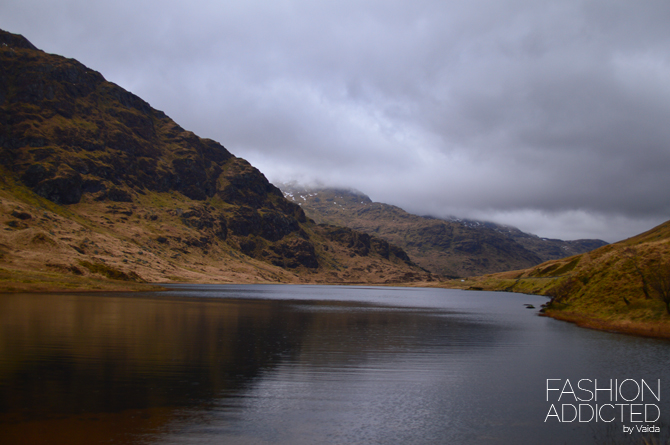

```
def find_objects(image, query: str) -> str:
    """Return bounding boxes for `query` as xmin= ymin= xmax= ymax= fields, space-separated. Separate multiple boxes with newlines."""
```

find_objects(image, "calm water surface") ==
xmin=1 ymin=285 xmax=669 ymax=444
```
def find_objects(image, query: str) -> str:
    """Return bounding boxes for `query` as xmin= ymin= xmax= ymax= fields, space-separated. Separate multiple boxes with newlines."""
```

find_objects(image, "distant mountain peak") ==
xmin=278 ymin=182 xmax=373 ymax=206
xmin=0 ymin=29 xmax=38 ymax=51
xmin=277 ymin=183 xmax=608 ymax=277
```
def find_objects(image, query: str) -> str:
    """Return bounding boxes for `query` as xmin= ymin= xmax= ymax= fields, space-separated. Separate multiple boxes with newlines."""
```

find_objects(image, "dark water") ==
xmin=1 ymin=285 xmax=669 ymax=444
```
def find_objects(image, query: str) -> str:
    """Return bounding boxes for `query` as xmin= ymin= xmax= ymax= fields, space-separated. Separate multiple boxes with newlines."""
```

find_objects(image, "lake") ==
xmin=1 ymin=284 xmax=668 ymax=444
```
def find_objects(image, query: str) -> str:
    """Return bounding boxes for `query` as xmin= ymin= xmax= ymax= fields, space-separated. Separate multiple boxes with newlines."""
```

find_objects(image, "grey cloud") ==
xmin=1 ymin=0 xmax=669 ymax=242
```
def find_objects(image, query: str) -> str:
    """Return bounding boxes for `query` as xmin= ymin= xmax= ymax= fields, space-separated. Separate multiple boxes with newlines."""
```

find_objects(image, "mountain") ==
xmin=278 ymin=183 xmax=607 ymax=277
xmin=459 ymin=220 xmax=670 ymax=337
xmin=480 ymin=223 xmax=608 ymax=263
xmin=0 ymin=29 xmax=433 ymax=290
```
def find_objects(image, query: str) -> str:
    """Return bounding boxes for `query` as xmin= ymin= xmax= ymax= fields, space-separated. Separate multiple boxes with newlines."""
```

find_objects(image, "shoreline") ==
xmin=448 ymin=281 xmax=670 ymax=341
xmin=0 ymin=274 xmax=440 ymax=294
xmin=543 ymin=309 xmax=670 ymax=340
xmin=5 ymin=276 xmax=670 ymax=341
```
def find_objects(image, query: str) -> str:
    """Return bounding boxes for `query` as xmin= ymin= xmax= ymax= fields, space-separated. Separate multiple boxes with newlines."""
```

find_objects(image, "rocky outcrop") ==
xmin=265 ymin=237 xmax=319 ymax=269
xmin=0 ymin=29 xmax=239 ymax=205
xmin=318 ymin=224 xmax=415 ymax=266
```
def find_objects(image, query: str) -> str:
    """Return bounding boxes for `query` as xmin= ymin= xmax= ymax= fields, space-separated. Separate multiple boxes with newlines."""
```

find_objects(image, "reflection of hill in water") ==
xmin=0 ymin=294 xmax=299 ymax=412
xmin=0 ymin=290 xmax=502 ymax=443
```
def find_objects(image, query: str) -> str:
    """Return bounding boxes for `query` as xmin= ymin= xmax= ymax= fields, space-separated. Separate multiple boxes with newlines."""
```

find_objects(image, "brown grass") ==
xmin=0 ymin=183 xmax=433 ymax=293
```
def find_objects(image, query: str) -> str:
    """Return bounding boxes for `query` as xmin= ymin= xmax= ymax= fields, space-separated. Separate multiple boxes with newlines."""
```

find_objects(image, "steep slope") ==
xmin=279 ymin=184 xmax=606 ymax=277
xmin=0 ymin=29 xmax=432 ymax=290
xmin=460 ymin=220 xmax=670 ymax=337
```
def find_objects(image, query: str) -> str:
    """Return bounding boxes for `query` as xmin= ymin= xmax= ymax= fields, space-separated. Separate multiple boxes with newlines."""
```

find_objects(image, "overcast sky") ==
xmin=2 ymin=0 xmax=670 ymax=242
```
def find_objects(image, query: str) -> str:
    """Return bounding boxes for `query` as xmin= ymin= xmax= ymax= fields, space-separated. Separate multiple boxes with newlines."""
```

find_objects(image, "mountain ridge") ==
xmin=0 ymin=28 xmax=433 ymax=290
xmin=278 ymin=183 xmax=607 ymax=277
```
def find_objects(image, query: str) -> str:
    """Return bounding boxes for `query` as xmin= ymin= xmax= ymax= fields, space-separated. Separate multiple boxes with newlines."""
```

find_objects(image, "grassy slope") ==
xmin=0 ymin=30 xmax=434 ymax=291
xmin=0 ymin=172 xmax=435 ymax=292
xmin=448 ymin=220 xmax=670 ymax=338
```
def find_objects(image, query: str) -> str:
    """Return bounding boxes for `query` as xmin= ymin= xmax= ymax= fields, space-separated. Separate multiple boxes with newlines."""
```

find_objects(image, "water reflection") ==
xmin=0 ymin=293 xmax=297 ymax=443
xmin=0 ymin=286 xmax=668 ymax=444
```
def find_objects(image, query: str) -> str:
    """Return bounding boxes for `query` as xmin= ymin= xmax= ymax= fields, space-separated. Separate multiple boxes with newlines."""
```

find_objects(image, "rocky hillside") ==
xmin=279 ymin=183 xmax=607 ymax=277
xmin=459 ymin=220 xmax=670 ymax=337
xmin=0 ymin=29 xmax=432 ymax=290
